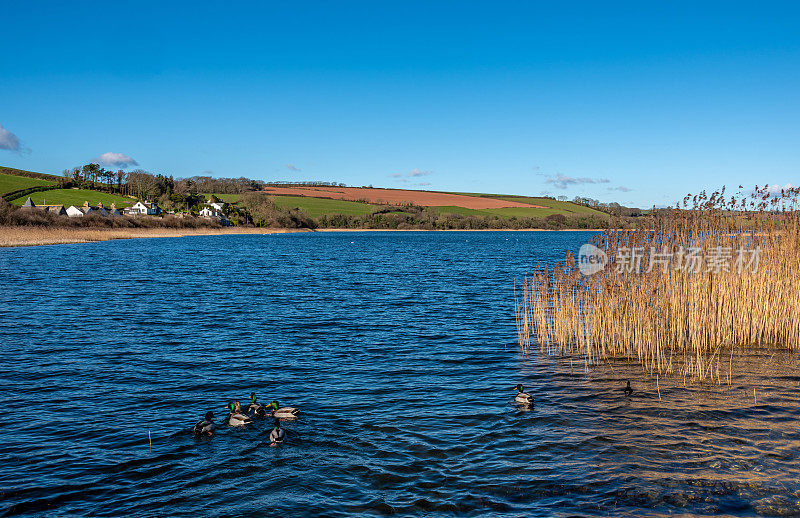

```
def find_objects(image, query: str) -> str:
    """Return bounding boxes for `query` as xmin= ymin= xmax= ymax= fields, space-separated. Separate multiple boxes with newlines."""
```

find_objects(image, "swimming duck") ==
xmin=266 ymin=400 xmax=300 ymax=419
xmin=193 ymin=411 xmax=216 ymax=436
xmin=246 ymin=392 xmax=267 ymax=417
xmin=624 ymin=380 xmax=634 ymax=396
xmin=269 ymin=419 xmax=286 ymax=446
xmin=513 ymin=384 xmax=534 ymax=405
xmin=224 ymin=401 xmax=253 ymax=426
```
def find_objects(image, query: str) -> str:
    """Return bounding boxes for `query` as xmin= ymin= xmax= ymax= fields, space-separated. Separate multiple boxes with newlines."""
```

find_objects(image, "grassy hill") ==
xmin=9 ymin=189 xmax=135 ymax=208
xmin=0 ymin=166 xmax=61 ymax=182
xmin=449 ymin=193 xmax=608 ymax=217
xmin=0 ymin=173 xmax=55 ymax=195
xmin=256 ymin=190 xmax=608 ymax=220
xmin=1 ymin=164 xmax=609 ymax=227
xmin=271 ymin=195 xmax=379 ymax=218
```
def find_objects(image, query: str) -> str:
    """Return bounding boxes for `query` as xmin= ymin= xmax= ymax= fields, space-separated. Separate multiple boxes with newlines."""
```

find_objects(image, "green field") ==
xmin=0 ymin=166 xmax=61 ymax=181
xmin=267 ymin=192 xmax=606 ymax=220
xmin=455 ymin=193 xmax=606 ymax=212
xmin=430 ymin=205 xmax=563 ymax=218
xmin=204 ymin=193 xmax=241 ymax=203
xmin=0 ymin=173 xmax=54 ymax=195
xmin=270 ymin=195 xmax=379 ymax=218
xmin=10 ymin=189 xmax=136 ymax=208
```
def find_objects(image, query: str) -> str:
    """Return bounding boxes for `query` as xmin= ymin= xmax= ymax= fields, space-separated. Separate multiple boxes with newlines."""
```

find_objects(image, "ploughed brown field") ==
xmin=261 ymin=186 xmax=546 ymax=209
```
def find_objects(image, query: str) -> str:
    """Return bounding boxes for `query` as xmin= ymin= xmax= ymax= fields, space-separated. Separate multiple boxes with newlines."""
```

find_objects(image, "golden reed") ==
xmin=515 ymin=185 xmax=800 ymax=383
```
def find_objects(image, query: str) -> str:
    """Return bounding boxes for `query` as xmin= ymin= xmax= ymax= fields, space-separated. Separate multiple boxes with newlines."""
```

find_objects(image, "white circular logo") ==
xmin=578 ymin=243 xmax=607 ymax=275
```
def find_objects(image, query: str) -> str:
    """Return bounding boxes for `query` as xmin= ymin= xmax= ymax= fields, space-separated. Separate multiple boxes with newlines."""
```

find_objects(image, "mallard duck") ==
xmin=246 ymin=392 xmax=267 ymax=417
xmin=624 ymin=380 xmax=634 ymax=396
xmin=513 ymin=384 xmax=534 ymax=405
xmin=269 ymin=419 xmax=286 ymax=446
xmin=266 ymin=400 xmax=300 ymax=419
xmin=224 ymin=401 xmax=253 ymax=426
xmin=193 ymin=411 xmax=216 ymax=436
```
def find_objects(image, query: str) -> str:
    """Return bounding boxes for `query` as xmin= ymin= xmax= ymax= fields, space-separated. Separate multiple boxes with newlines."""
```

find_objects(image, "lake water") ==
xmin=2 ymin=231 xmax=799 ymax=517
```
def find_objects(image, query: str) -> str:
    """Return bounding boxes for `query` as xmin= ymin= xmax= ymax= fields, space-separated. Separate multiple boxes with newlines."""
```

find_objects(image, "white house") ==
xmin=199 ymin=206 xmax=230 ymax=225
xmin=66 ymin=205 xmax=84 ymax=217
xmin=126 ymin=201 xmax=161 ymax=215
xmin=205 ymin=198 xmax=225 ymax=211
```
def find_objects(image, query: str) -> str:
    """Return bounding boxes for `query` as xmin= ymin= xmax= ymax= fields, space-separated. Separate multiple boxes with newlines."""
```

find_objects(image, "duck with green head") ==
xmin=247 ymin=392 xmax=267 ymax=417
xmin=266 ymin=400 xmax=300 ymax=419
xmin=513 ymin=384 xmax=534 ymax=405
xmin=224 ymin=401 xmax=253 ymax=426
xmin=269 ymin=419 xmax=286 ymax=446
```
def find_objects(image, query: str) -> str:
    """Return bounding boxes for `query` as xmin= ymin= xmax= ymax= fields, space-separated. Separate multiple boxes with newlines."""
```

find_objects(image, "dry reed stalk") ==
xmin=515 ymin=185 xmax=800 ymax=383
xmin=0 ymin=225 xmax=296 ymax=247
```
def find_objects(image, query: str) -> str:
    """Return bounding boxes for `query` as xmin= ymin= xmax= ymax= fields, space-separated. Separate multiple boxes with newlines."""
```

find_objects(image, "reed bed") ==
xmin=0 ymin=226 xmax=297 ymax=247
xmin=516 ymin=186 xmax=800 ymax=383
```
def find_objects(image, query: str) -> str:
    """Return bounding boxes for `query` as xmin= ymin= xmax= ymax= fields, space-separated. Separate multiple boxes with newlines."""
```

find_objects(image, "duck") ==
xmin=624 ymin=380 xmax=634 ymax=396
xmin=513 ymin=384 xmax=534 ymax=405
xmin=269 ymin=419 xmax=286 ymax=446
xmin=246 ymin=392 xmax=267 ymax=417
xmin=193 ymin=411 xmax=216 ymax=436
xmin=266 ymin=400 xmax=300 ymax=419
xmin=224 ymin=401 xmax=253 ymax=426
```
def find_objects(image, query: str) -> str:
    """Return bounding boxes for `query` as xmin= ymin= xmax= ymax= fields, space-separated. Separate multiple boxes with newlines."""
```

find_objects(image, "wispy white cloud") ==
xmin=545 ymin=173 xmax=610 ymax=190
xmin=391 ymin=168 xmax=433 ymax=182
xmin=0 ymin=123 xmax=27 ymax=153
xmin=93 ymin=152 xmax=138 ymax=168
xmin=286 ymin=163 xmax=301 ymax=172
xmin=608 ymin=186 xmax=633 ymax=192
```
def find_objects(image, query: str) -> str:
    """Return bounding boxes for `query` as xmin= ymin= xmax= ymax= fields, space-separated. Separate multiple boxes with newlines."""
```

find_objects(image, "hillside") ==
xmin=0 ymin=173 xmax=55 ymax=195
xmin=261 ymin=186 xmax=608 ymax=220
xmin=1 ymin=164 xmax=611 ymax=228
xmin=9 ymin=189 xmax=135 ymax=208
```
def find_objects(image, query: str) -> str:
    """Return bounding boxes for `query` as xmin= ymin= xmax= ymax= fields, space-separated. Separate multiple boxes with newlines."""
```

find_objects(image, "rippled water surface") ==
xmin=2 ymin=231 xmax=800 ymax=517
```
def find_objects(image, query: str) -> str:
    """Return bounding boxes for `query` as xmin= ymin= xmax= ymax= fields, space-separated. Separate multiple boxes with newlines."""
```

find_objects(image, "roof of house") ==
xmin=22 ymin=197 xmax=35 ymax=208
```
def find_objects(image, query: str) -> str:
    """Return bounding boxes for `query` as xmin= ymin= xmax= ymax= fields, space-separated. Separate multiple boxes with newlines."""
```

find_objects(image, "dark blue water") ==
xmin=2 ymin=231 xmax=799 ymax=517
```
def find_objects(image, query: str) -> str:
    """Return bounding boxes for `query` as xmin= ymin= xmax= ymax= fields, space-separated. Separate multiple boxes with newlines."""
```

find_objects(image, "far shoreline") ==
xmin=0 ymin=225 xmax=606 ymax=248
xmin=313 ymin=228 xmax=606 ymax=232
xmin=0 ymin=226 xmax=308 ymax=248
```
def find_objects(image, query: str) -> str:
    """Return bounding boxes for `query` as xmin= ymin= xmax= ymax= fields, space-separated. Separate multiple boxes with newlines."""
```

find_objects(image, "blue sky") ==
xmin=2 ymin=1 xmax=799 ymax=207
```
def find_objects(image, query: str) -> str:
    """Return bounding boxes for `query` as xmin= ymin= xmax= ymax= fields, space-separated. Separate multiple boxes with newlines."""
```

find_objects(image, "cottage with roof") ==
xmin=206 ymin=198 xmax=226 ymax=211
xmin=125 ymin=201 xmax=161 ymax=216
xmin=199 ymin=206 xmax=221 ymax=218
xmin=66 ymin=205 xmax=84 ymax=217
xmin=44 ymin=205 xmax=67 ymax=216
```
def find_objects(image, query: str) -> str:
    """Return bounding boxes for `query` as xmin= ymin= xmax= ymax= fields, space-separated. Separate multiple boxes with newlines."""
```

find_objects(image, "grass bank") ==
xmin=0 ymin=226 xmax=305 ymax=247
